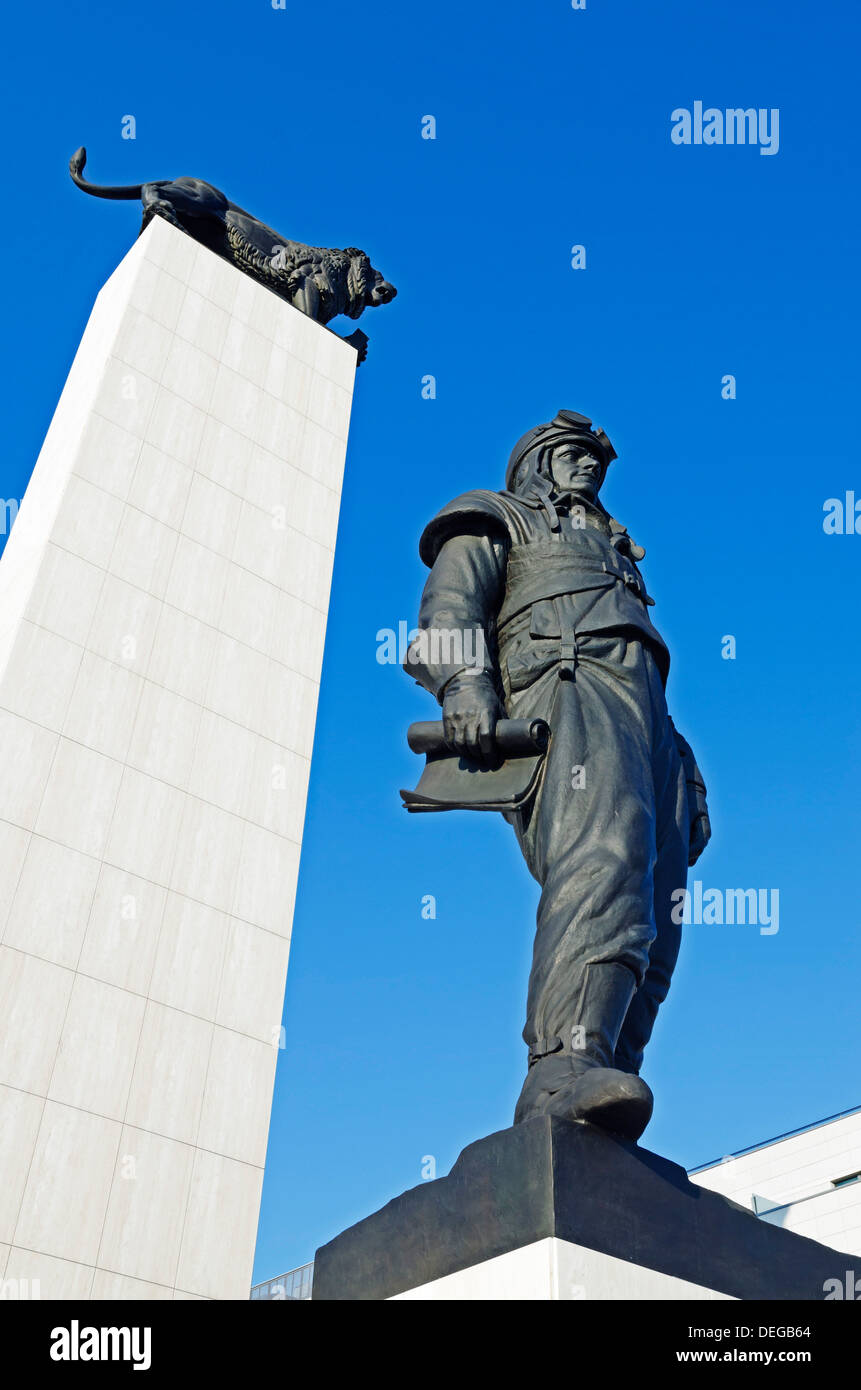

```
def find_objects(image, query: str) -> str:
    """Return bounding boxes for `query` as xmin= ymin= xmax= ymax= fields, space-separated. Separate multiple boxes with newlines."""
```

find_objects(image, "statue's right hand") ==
xmin=442 ymin=673 xmax=505 ymax=763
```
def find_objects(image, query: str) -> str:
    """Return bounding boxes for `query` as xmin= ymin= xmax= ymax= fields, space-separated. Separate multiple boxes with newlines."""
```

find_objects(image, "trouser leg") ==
xmin=615 ymin=709 xmax=688 ymax=1075
xmin=514 ymin=648 xmax=659 ymax=1063
xmin=508 ymin=639 xmax=665 ymax=1138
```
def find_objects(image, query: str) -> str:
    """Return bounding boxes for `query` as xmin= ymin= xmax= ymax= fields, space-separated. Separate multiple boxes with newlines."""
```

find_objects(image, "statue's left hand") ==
xmin=688 ymin=808 xmax=711 ymax=867
xmin=669 ymin=718 xmax=712 ymax=866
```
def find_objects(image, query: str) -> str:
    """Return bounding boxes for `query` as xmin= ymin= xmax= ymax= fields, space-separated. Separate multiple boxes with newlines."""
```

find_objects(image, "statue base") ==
xmin=312 ymin=1116 xmax=840 ymax=1300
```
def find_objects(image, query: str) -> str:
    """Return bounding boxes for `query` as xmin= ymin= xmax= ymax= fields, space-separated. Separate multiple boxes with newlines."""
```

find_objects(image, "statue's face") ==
xmin=549 ymin=443 xmax=605 ymax=502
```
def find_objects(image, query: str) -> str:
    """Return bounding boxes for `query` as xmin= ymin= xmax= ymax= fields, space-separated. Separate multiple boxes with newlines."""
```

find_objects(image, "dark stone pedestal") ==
xmin=312 ymin=1117 xmax=841 ymax=1300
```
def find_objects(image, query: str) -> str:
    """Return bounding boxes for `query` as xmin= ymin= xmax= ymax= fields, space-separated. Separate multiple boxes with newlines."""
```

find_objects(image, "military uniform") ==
xmin=405 ymin=411 xmax=709 ymax=1136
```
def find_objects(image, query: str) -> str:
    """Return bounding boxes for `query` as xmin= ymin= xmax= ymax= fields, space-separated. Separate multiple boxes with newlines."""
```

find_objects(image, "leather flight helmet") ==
xmin=505 ymin=409 xmax=617 ymax=492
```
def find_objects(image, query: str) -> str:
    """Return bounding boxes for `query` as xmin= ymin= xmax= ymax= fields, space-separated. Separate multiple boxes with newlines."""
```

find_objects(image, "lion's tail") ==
xmin=69 ymin=147 xmax=143 ymax=200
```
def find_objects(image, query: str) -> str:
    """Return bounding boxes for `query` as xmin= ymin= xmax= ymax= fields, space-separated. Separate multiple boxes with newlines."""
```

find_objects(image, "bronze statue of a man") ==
xmin=403 ymin=410 xmax=710 ymax=1141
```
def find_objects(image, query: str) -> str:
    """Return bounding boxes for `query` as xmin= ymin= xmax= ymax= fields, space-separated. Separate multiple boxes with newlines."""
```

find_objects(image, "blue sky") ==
xmin=2 ymin=0 xmax=859 ymax=1283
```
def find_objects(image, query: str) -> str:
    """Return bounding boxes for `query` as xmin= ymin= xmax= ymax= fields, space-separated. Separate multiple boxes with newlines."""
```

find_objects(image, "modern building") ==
xmin=690 ymin=1104 xmax=861 ymax=1259
xmin=251 ymin=1262 xmax=314 ymax=1301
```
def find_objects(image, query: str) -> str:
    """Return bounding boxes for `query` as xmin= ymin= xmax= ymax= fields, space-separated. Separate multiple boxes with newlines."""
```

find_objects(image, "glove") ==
xmin=442 ymin=671 xmax=505 ymax=763
xmin=670 ymin=720 xmax=712 ymax=867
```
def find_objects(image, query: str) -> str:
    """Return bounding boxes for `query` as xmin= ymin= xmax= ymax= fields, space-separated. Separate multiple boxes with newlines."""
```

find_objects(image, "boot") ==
xmin=514 ymin=962 xmax=653 ymax=1141
xmin=614 ymin=984 xmax=659 ymax=1076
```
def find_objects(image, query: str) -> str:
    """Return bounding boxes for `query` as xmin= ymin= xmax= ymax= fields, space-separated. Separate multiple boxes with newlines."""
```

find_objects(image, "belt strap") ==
xmin=558 ymin=602 xmax=578 ymax=680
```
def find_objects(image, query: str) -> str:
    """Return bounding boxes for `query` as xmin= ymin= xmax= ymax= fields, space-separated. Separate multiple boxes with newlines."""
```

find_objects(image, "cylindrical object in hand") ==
xmin=407 ymin=717 xmax=550 ymax=758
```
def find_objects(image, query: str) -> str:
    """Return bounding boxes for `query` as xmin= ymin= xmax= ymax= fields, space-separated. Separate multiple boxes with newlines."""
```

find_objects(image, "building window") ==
xmin=831 ymin=1171 xmax=861 ymax=1190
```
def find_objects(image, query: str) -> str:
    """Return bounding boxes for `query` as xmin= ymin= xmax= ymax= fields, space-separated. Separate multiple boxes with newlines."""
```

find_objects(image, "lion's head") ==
xmin=343 ymin=249 xmax=397 ymax=319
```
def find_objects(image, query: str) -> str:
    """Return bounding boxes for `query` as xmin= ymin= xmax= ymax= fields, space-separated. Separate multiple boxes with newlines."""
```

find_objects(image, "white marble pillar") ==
xmin=0 ymin=216 xmax=356 ymax=1299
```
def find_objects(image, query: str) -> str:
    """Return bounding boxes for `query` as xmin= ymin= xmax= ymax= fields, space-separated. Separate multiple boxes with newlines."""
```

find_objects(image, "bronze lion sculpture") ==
xmin=70 ymin=147 xmax=396 ymax=361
